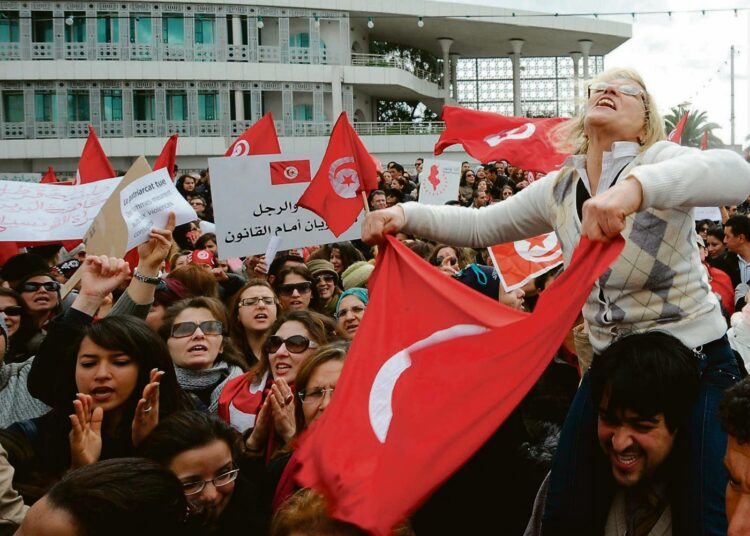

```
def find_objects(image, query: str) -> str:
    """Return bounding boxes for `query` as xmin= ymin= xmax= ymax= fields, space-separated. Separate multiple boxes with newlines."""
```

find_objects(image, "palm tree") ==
xmin=663 ymin=107 xmax=724 ymax=148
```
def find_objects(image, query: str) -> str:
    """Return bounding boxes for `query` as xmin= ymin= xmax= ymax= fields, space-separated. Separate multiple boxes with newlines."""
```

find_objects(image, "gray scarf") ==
xmin=174 ymin=360 xmax=243 ymax=414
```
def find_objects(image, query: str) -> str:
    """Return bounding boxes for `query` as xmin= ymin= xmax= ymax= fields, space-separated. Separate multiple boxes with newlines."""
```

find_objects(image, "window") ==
xmin=31 ymin=11 xmax=53 ymax=42
xmin=162 ymin=14 xmax=184 ymax=44
xmin=293 ymin=104 xmax=313 ymax=121
xmin=34 ymin=91 xmax=57 ymax=122
xmin=195 ymin=15 xmax=214 ymax=45
xmin=290 ymin=33 xmax=310 ymax=48
xmin=101 ymin=90 xmax=122 ymax=121
xmin=133 ymin=90 xmax=155 ymax=121
xmin=67 ymin=91 xmax=90 ymax=122
xmin=198 ymin=92 xmax=217 ymax=120
xmin=166 ymin=91 xmax=187 ymax=120
xmin=129 ymin=13 xmax=152 ymax=44
xmin=2 ymin=92 xmax=24 ymax=122
xmin=0 ymin=12 xmax=20 ymax=43
xmin=97 ymin=12 xmax=119 ymax=43
xmin=64 ymin=12 xmax=86 ymax=43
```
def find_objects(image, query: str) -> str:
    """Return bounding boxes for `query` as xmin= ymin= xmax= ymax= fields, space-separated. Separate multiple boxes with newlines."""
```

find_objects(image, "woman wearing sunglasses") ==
xmin=140 ymin=411 xmax=269 ymax=534
xmin=364 ymin=68 xmax=750 ymax=534
xmin=272 ymin=266 xmax=316 ymax=312
xmin=159 ymin=297 xmax=246 ymax=414
xmin=218 ymin=311 xmax=334 ymax=457
xmin=427 ymin=244 xmax=471 ymax=277
xmin=306 ymin=260 xmax=342 ymax=318
xmin=12 ymin=272 xmax=62 ymax=355
xmin=0 ymin=287 xmax=36 ymax=364
xmin=228 ymin=280 xmax=279 ymax=366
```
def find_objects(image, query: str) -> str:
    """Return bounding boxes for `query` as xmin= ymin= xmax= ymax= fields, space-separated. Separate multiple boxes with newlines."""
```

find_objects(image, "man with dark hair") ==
xmin=385 ymin=189 xmax=404 ymax=207
xmin=369 ymin=190 xmax=387 ymax=211
xmin=718 ymin=378 xmax=750 ymax=535
xmin=714 ymin=215 xmax=750 ymax=308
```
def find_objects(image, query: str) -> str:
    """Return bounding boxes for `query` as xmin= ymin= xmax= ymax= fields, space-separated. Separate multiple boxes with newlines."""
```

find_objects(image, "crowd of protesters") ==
xmin=3 ymin=66 xmax=750 ymax=536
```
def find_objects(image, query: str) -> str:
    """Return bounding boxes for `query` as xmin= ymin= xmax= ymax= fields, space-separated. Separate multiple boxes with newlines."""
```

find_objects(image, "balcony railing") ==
xmin=351 ymin=53 xmax=440 ymax=83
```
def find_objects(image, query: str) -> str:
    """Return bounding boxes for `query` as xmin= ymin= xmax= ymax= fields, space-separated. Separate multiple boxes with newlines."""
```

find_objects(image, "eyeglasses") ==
xmin=19 ymin=281 xmax=60 ymax=293
xmin=171 ymin=320 xmax=224 ymax=338
xmin=181 ymin=468 xmax=240 ymax=496
xmin=239 ymin=297 xmax=275 ymax=307
xmin=277 ymin=282 xmax=312 ymax=296
xmin=265 ymin=334 xmax=318 ymax=354
xmin=0 ymin=306 xmax=22 ymax=316
xmin=588 ymin=81 xmax=644 ymax=98
xmin=435 ymin=256 xmax=458 ymax=266
xmin=313 ymin=274 xmax=335 ymax=284
xmin=298 ymin=386 xmax=335 ymax=404
xmin=190 ymin=201 xmax=205 ymax=207
xmin=336 ymin=304 xmax=365 ymax=319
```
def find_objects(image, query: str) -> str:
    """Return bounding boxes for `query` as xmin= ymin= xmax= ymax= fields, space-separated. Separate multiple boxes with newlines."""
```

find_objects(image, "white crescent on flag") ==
xmin=487 ymin=232 xmax=564 ymax=292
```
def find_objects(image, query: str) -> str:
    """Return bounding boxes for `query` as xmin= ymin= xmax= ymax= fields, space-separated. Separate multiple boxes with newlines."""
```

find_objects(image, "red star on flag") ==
xmin=524 ymin=235 xmax=549 ymax=250
xmin=341 ymin=173 xmax=355 ymax=187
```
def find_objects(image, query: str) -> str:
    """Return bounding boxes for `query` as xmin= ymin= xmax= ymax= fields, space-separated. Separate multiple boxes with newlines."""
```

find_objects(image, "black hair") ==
xmin=194 ymin=232 xmax=217 ymax=251
xmin=590 ymin=332 xmax=700 ymax=433
xmin=707 ymin=225 xmax=725 ymax=242
xmin=139 ymin=411 xmax=241 ymax=465
xmin=0 ymin=253 xmax=48 ymax=283
xmin=695 ymin=219 xmax=714 ymax=233
xmin=46 ymin=457 xmax=187 ymax=536
xmin=268 ymin=254 xmax=305 ymax=280
xmin=385 ymin=189 xmax=404 ymax=204
xmin=726 ymin=215 xmax=750 ymax=242
xmin=390 ymin=163 xmax=404 ymax=174
xmin=719 ymin=377 xmax=750 ymax=444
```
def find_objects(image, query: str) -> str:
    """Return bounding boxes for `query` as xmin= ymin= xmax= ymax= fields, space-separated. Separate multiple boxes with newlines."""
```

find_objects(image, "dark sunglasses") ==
xmin=20 ymin=281 xmax=60 ymax=293
xmin=0 ymin=306 xmax=22 ymax=316
xmin=313 ymin=274 xmax=336 ymax=284
xmin=171 ymin=320 xmax=224 ymax=338
xmin=277 ymin=282 xmax=312 ymax=296
xmin=434 ymin=256 xmax=458 ymax=266
xmin=264 ymin=334 xmax=318 ymax=354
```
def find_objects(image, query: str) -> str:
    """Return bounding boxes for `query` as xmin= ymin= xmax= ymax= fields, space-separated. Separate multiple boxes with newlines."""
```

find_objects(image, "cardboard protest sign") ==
xmin=119 ymin=168 xmax=196 ymax=251
xmin=417 ymin=159 xmax=462 ymax=206
xmin=210 ymin=153 xmax=362 ymax=258
xmin=487 ymin=232 xmax=563 ymax=291
xmin=0 ymin=178 xmax=121 ymax=242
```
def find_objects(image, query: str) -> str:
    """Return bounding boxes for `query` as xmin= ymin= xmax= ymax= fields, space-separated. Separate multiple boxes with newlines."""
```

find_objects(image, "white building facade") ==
xmin=0 ymin=0 xmax=630 ymax=173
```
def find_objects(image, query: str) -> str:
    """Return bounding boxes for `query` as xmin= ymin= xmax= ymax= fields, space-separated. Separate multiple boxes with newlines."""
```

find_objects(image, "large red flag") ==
xmin=76 ymin=125 xmax=115 ymax=184
xmin=434 ymin=106 xmax=570 ymax=173
xmin=700 ymin=130 xmax=709 ymax=150
xmin=40 ymin=166 xmax=58 ymax=184
xmin=667 ymin=112 xmax=688 ymax=144
xmin=296 ymin=112 xmax=378 ymax=236
xmin=225 ymin=112 xmax=282 ymax=157
xmin=487 ymin=232 xmax=563 ymax=291
xmin=295 ymin=235 xmax=624 ymax=535
xmin=154 ymin=134 xmax=178 ymax=179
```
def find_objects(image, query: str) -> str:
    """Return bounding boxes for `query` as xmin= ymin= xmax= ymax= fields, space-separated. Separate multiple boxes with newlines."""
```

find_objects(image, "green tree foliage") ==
xmin=664 ymin=107 xmax=724 ymax=148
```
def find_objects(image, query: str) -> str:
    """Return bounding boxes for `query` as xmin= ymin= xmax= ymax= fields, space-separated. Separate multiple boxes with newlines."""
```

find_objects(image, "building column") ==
xmin=234 ymin=90 xmax=245 ymax=120
xmin=450 ymin=52 xmax=460 ymax=100
xmin=231 ymin=15 xmax=243 ymax=45
xmin=570 ymin=51 xmax=582 ymax=115
xmin=578 ymin=39 xmax=592 ymax=81
xmin=509 ymin=38 xmax=524 ymax=116
xmin=437 ymin=38 xmax=453 ymax=98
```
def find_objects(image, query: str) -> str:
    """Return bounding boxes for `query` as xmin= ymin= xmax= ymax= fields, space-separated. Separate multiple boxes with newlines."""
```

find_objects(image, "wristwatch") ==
xmin=133 ymin=269 xmax=161 ymax=285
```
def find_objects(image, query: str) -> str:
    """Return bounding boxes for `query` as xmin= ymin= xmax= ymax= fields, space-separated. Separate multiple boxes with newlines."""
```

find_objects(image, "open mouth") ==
xmin=290 ymin=300 xmax=304 ymax=307
xmin=274 ymin=362 xmax=291 ymax=375
xmin=254 ymin=313 xmax=268 ymax=321
xmin=90 ymin=386 xmax=115 ymax=401
xmin=345 ymin=322 xmax=359 ymax=333
xmin=612 ymin=451 xmax=641 ymax=470
xmin=188 ymin=344 xmax=209 ymax=354
xmin=33 ymin=296 xmax=51 ymax=304
xmin=595 ymin=97 xmax=616 ymax=110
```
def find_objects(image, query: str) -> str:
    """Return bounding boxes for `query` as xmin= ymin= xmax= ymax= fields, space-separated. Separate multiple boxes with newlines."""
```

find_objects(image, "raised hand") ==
xmin=361 ymin=205 xmax=406 ymax=245
xmin=73 ymin=256 xmax=131 ymax=316
xmin=69 ymin=393 xmax=103 ymax=469
xmin=137 ymin=212 xmax=176 ymax=273
xmin=131 ymin=368 xmax=163 ymax=447
xmin=269 ymin=379 xmax=296 ymax=444
xmin=245 ymin=396 xmax=272 ymax=454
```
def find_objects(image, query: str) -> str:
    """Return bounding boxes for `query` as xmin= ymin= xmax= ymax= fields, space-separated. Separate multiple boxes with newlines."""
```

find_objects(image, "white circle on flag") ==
xmin=283 ymin=166 xmax=299 ymax=180
xmin=231 ymin=140 xmax=250 ymax=157
xmin=328 ymin=156 xmax=360 ymax=199
xmin=514 ymin=234 xmax=563 ymax=263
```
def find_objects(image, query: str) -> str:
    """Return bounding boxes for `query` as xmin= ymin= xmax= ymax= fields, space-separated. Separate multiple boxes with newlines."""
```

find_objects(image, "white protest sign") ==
xmin=417 ymin=159 xmax=462 ymax=205
xmin=0 ymin=178 xmax=121 ymax=241
xmin=120 ymin=168 xmax=197 ymax=250
xmin=694 ymin=207 xmax=722 ymax=221
xmin=0 ymin=173 xmax=42 ymax=184
xmin=209 ymin=153 xmax=362 ymax=258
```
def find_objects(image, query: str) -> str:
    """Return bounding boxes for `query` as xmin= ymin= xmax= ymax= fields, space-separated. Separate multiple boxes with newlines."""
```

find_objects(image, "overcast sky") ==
xmin=443 ymin=0 xmax=748 ymax=147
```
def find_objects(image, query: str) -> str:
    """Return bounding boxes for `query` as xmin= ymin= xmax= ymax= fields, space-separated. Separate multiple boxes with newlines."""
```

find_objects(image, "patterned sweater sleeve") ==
xmin=632 ymin=141 xmax=750 ymax=210
xmin=401 ymin=174 xmax=557 ymax=248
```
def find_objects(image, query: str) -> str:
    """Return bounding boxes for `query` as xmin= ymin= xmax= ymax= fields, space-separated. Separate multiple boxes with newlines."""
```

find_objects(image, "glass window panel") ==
xmin=0 ymin=12 xmax=20 ymax=42
xmin=35 ymin=91 xmax=57 ymax=122
xmin=97 ymin=13 xmax=119 ymax=43
xmin=198 ymin=92 xmax=217 ymax=120
xmin=293 ymin=104 xmax=313 ymax=121
xmin=289 ymin=32 xmax=310 ymax=48
xmin=456 ymin=59 xmax=476 ymax=80
xmin=133 ymin=90 xmax=155 ymax=120
xmin=101 ymin=90 xmax=122 ymax=121
xmin=67 ymin=91 xmax=90 ymax=122
xmin=32 ymin=11 xmax=53 ymax=42
xmin=166 ymin=91 xmax=187 ymax=120
xmin=64 ymin=12 xmax=86 ymax=43
xmin=130 ymin=13 xmax=152 ymax=44
xmin=195 ymin=15 xmax=214 ymax=44
xmin=162 ymin=14 xmax=184 ymax=44
xmin=3 ymin=92 xmax=24 ymax=122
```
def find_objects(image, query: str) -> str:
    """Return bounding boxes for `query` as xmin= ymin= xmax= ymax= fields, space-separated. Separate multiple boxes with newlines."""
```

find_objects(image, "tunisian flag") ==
xmin=40 ymin=166 xmax=58 ymax=184
xmin=154 ymin=134 xmax=178 ymax=179
xmin=434 ymin=106 xmax=570 ymax=173
xmin=488 ymin=232 xmax=563 ymax=291
xmin=76 ymin=125 xmax=116 ymax=184
xmin=295 ymin=235 xmax=623 ymax=535
xmin=226 ymin=112 xmax=282 ymax=157
xmin=296 ymin=112 xmax=378 ymax=236
xmin=667 ymin=112 xmax=688 ymax=144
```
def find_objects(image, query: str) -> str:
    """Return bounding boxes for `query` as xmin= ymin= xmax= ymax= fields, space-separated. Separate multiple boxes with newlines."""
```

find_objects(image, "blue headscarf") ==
xmin=335 ymin=288 xmax=369 ymax=318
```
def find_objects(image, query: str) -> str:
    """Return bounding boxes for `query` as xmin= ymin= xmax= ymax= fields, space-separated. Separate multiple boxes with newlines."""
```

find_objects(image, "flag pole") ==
xmin=361 ymin=191 xmax=370 ymax=214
